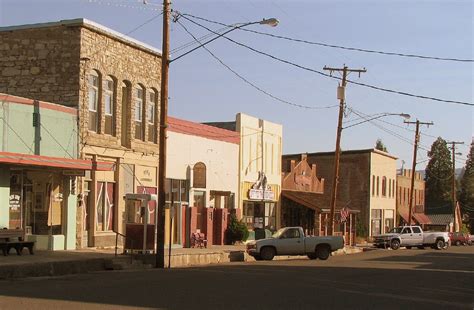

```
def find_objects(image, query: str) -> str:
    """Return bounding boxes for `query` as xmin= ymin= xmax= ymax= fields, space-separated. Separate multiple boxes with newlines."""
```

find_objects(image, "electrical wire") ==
xmin=181 ymin=12 xmax=474 ymax=63
xmin=178 ymin=14 xmax=474 ymax=107
xmin=0 ymin=116 xmax=35 ymax=154
xmin=175 ymin=20 xmax=337 ymax=110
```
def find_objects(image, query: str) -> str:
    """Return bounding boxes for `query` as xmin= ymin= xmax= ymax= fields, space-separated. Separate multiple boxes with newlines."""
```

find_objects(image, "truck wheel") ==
xmin=253 ymin=255 xmax=263 ymax=261
xmin=455 ymin=240 xmax=461 ymax=246
xmin=390 ymin=240 xmax=400 ymax=250
xmin=316 ymin=245 xmax=330 ymax=260
xmin=260 ymin=247 xmax=275 ymax=261
xmin=307 ymin=253 xmax=317 ymax=260
xmin=435 ymin=239 xmax=445 ymax=250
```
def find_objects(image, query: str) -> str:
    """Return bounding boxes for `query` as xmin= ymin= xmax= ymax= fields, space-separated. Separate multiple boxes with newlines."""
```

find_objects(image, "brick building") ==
xmin=396 ymin=169 xmax=429 ymax=228
xmin=283 ymin=149 xmax=398 ymax=239
xmin=0 ymin=19 xmax=162 ymax=248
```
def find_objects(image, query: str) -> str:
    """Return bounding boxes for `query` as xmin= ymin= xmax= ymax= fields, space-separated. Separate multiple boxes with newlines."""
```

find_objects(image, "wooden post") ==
xmin=349 ymin=214 xmax=353 ymax=246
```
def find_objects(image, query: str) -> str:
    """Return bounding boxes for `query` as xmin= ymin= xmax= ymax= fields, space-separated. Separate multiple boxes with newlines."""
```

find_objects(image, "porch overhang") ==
xmin=281 ymin=190 xmax=321 ymax=212
xmin=0 ymin=151 xmax=114 ymax=171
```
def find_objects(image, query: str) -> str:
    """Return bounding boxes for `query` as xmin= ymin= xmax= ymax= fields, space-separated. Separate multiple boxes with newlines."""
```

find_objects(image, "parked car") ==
xmin=449 ymin=232 xmax=471 ymax=246
xmin=246 ymin=227 xmax=344 ymax=261
xmin=469 ymin=235 xmax=474 ymax=246
xmin=373 ymin=225 xmax=450 ymax=250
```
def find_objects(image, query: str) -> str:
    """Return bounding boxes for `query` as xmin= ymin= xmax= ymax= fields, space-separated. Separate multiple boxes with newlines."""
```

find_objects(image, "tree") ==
xmin=459 ymin=140 xmax=474 ymax=232
xmin=375 ymin=139 xmax=388 ymax=152
xmin=425 ymin=137 xmax=453 ymax=214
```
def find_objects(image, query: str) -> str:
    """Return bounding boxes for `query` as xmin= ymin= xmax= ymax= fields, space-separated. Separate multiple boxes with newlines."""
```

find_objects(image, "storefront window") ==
xmin=243 ymin=201 xmax=276 ymax=231
xmin=371 ymin=209 xmax=382 ymax=236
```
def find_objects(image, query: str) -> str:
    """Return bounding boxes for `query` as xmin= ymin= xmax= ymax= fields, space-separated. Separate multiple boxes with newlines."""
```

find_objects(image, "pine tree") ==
xmin=459 ymin=140 xmax=474 ymax=231
xmin=375 ymin=139 xmax=388 ymax=152
xmin=425 ymin=137 xmax=453 ymax=214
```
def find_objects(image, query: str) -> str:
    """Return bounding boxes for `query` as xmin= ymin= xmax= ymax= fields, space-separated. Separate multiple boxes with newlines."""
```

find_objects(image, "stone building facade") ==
xmin=283 ymin=149 xmax=398 ymax=239
xmin=0 ymin=19 xmax=162 ymax=248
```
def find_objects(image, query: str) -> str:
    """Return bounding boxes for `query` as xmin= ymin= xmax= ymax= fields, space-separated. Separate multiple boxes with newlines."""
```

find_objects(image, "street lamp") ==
xmin=170 ymin=16 xmax=279 ymax=63
xmin=156 ymin=0 xmax=279 ymax=268
xmin=343 ymin=113 xmax=410 ymax=130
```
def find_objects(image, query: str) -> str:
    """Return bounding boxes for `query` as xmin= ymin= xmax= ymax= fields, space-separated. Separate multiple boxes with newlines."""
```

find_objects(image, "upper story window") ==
xmin=372 ymin=175 xmax=375 ymax=196
xmin=382 ymin=176 xmax=387 ymax=197
xmin=193 ymin=162 xmax=206 ymax=188
xmin=88 ymin=70 xmax=100 ymax=132
xmin=135 ymin=86 xmax=144 ymax=140
xmin=147 ymin=90 xmax=157 ymax=143
xmin=104 ymin=76 xmax=116 ymax=136
xmin=376 ymin=176 xmax=380 ymax=196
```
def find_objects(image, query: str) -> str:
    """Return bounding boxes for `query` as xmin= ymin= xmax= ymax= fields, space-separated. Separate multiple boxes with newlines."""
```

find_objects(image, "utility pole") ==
xmin=156 ymin=0 xmax=170 ymax=269
xmin=405 ymin=120 xmax=433 ymax=225
xmin=447 ymin=141 xmax=464 ymax=232
xmin=323 ymin=65 xmax=366 ymax=236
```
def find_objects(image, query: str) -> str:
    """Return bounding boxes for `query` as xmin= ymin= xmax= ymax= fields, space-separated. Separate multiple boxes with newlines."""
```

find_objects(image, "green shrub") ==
xmin=225 ymin=214 xmax=249 ymax=244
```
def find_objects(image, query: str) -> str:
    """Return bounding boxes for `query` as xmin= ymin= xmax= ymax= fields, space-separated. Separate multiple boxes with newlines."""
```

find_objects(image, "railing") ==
xmin=114 ymin=230 xmax=134 ymax=264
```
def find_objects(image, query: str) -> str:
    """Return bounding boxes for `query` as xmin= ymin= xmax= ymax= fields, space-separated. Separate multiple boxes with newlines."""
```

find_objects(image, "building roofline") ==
xmin=284 ymin=148 xmax=398 ymax=160
xmin=0 ymin=93 xmax=77 ymax=115
xmin=168 ymin=117 xmax=240 ymax=145
xmin=0 ymin=18 xmax=162 ymax=57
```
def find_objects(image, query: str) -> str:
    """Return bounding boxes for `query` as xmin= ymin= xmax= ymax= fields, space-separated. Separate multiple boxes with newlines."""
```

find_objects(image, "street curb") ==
xmin=0 ymin=258 xmax=107 ymax=280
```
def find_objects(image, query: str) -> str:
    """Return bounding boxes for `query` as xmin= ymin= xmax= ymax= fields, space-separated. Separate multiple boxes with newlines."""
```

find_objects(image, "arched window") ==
xmin=193 ymin=162 xmax=206 ymax=188
xmin=121 ymin=80 xmax=131 ymax=146
xmin=104 ymin=76 xmax=116 ymax=136
xmin=376 ymin=176 xmax=379 ymax=196
xmin=134 ymin=85 xmax=145 ymax=140
xmin=88 ymin=70 xmax=101 ymax=132
xmin=382 ymin=176 xmax=387 ymax=197
xmin=147 ymin=89 xmax=158 ymax=143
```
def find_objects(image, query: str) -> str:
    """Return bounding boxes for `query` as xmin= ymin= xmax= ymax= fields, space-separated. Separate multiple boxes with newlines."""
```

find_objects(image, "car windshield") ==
xmin=272 ymin=228 xmax=286 ymax=238
xmin=388 ymin=227 xmax=403 ymax=234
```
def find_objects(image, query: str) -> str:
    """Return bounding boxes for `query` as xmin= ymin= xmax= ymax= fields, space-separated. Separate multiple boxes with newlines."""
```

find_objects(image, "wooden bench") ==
xmin=0 ymin=229 xmax=35 ymax=256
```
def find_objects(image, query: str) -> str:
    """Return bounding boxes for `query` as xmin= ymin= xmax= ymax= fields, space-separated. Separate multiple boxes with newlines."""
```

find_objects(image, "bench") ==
xmin=0 ymin=229 xmax=35 ymax=256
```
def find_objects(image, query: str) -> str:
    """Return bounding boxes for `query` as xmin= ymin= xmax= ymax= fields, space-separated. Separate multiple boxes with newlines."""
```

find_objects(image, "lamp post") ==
xmin=156 ymin=0 xmax=279 ymax=268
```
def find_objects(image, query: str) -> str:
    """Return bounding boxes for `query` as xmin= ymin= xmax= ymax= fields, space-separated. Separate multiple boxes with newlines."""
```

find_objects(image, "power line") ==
xmin=125 ymin=11 xmax=163 ymax=35
xmin=176 ymin=20 xmax=337 ymax=110
xmin=182 ymin=12 xmax=474 ymax=63
xmin=178 ymin=15 xmax=473 ymax=107
xmin=171 ymin=25 xmax=232 ymax=54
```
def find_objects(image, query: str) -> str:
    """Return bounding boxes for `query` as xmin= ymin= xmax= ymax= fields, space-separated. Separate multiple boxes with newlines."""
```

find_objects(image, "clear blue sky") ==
xmin=1 ymin=0 xmax=472 ymax=170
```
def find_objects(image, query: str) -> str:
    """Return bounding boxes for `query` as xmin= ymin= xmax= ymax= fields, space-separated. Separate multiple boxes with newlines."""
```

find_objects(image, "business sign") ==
xmin=63 ymin=170 xmax=86 ymax=177
xmin=249 ymin=189 xmax=275 ymax=200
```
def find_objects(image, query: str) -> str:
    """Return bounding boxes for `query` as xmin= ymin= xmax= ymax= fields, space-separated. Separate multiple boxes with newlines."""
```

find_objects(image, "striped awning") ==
xmin=0 ymin=151 xmax=114 ymax=171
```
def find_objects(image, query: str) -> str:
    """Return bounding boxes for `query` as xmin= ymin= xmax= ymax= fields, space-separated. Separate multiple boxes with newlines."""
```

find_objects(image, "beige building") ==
xmin=0 ymin=19 xmax=162 ymax=248
xmin=206 ymin=113 xmax=283 ymax=232
xmin=283 ymin=149 xmax=398 ymax=238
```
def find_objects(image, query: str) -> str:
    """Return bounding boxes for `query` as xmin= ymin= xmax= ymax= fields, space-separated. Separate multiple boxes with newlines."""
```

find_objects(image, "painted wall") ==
xmin=0 ymin=168 xmax=9 ymax=228
xmin=166 ymin=130 xmax=239 ymax=208
xmin=0 ymin=95 xmax=77 ymax=157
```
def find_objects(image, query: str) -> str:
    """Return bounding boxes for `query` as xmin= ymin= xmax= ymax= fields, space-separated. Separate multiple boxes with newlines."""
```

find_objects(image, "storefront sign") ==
xmin=135 ymin=165 xmax=157 ymax=187
xmin=9 ymin=194 xmax=20 ymax=209
xmin=63 ymin=170 xmax=86 ymax=177
xmin=249 ymin=189 xmax=275 ymax=200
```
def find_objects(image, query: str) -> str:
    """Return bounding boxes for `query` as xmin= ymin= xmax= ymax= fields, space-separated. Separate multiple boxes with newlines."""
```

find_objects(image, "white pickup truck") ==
xmin=246 ymin=227 xmax=344 ymax=261
xmin=373 ymin=225 xmax=450 ymax=250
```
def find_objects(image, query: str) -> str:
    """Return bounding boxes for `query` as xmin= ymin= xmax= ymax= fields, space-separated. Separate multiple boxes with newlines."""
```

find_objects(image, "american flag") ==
xmin=340 ymin=207 xmax=349 ymax=223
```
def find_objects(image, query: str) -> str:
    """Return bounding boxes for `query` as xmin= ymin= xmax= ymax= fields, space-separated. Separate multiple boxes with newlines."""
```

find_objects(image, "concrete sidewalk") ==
xmin=0 ymin=245 xmax=364 ymax=279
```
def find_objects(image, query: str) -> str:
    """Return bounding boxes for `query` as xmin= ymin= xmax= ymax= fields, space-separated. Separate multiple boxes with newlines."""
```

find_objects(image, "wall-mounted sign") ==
xmin=9 ymin=194 xmax=20 ymax=209
xmin=63 ymin=170 xmax=86 ymax=177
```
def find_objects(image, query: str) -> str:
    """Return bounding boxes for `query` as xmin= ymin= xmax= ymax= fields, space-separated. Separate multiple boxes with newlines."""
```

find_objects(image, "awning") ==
xmin=0 ymin=152 xmax=114 ymax=171
xmin=398 ymin=206 xmax=431 ymax=225
xmin=413 ymin=213 xmax=431 ymax=225
xmin=281 ymin=190 xmax=321 ymax=212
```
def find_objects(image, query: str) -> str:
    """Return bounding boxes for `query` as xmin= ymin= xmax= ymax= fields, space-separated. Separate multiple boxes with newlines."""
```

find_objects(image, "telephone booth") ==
xmin=124 ymin=193 xmax=157 ymax=253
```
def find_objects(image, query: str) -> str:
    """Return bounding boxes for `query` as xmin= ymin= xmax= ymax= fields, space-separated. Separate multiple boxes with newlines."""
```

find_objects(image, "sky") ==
xmin=1 ymin=0 xmax=472 ymax=170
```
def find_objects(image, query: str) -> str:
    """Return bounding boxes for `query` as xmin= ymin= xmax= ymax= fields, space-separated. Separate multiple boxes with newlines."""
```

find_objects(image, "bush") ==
xmin=225 ymin=214 xmax=249 ymax=245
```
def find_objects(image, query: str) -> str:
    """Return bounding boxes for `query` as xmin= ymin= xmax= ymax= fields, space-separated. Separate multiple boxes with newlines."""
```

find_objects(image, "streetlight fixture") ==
xmin=170 ymin=15 xmax=279 ymax=63
xmin=156 ymin=1 xmax=279 ymax=268
xmin=343 ymin=113 xmax=410 ymax=130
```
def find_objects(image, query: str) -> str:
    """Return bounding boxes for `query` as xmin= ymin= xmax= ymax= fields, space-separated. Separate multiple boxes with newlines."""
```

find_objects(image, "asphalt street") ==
xmin=0 ymin=246 xmax=472 ymax=310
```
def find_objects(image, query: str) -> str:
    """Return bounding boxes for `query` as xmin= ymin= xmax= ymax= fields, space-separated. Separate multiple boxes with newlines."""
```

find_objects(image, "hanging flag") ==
xmin=340 ymin=207 xmax=349 ymax=223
